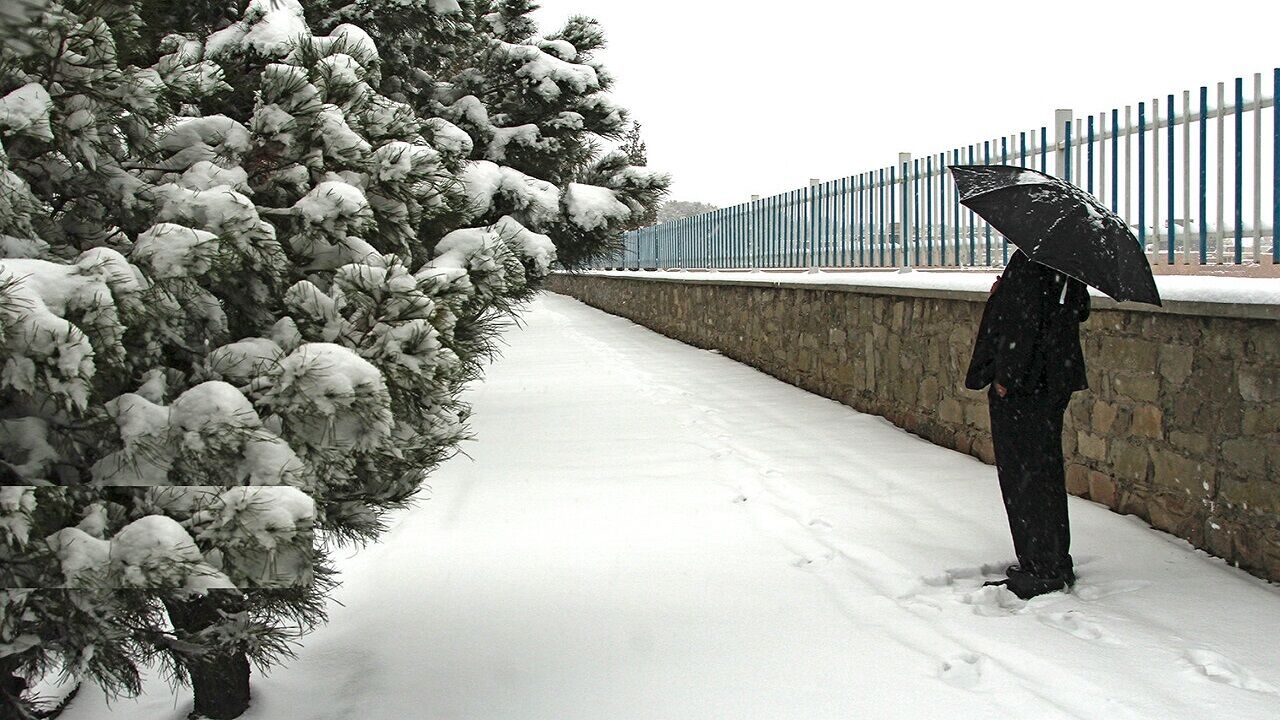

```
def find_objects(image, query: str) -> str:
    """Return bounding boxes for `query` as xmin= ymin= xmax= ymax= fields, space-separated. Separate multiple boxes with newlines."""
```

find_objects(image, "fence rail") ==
xmin=599 ymin=69 xmax=1279 ymax=272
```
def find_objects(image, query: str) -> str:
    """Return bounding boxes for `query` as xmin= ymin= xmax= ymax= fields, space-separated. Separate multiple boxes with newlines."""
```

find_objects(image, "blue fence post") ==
xmin=840 ymin=176 xmax=849 ymax=267
xmin=968 ymin=145 xmax=976 ymax=265
xmin=747 ymin=196 xmax=757 ymax=269
xmin=1087 ymin=116 xmax=1095 ymax=193
xmin=912 ymin=158 xmax=921 ymax=267
xmin=925 ymin=156 xmax=933 ymax=266
xmin=1040 ymin=126 xmax=1047 ymax=173
xmin=823 ymin=181 xmax=832 ymax=267
xmin=830 ymin=180 xmax=838 ymax=266
xmin=954 ymin=148 xmax=962 ymax=266
xmin=724 ymin=206 xmax=731 ymax=268
xmin=1274 ymin=68 xmax=1279 ymax=264
xmin=701 ymin=212 xmax=711 ymax=269
xmin=773 ymin=193 xmax=780 ymax=268
xmin=737 ymin=203 xmax=744 ymax=268
xmin=984 ymin=140 xmax=992 ymax=265
xmin=878 ymin=168 xmax=886 ymax=266
xmin=1064 ymin=120 xmax=1073 ymax=183
xmin=1234 ymin=76 xmax=1243 ymax=264
xmin=1167 ymin=93 xmax=1176 ymax=264
xmin=831 ymin=179 xmax=839 ymax=267
xmin=806 ymin=180 xmax=815 ymax=270
xmin=936 ymin=152 xmax=947 ymax=265
xmin=1111 ymin=109 xmax=1120 ymax=213
xmin=1200 ymin=86 xmax=1209 ymax=264
xmin=700 ymin=211 xmax=706 ymax=269
xmin=937 ymin=153 xmax=945 ymax=267
xmin=792 ymin=189 xmax=801 ymax=267
xmin=863 ymin=172 xmax=870 ymax=267
xmin=890 ymin=165 xmax=898 ymax=267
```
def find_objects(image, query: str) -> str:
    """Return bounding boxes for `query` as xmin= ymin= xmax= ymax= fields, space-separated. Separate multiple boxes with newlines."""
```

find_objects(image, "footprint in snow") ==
xmin=807 ymin=517 xmax=833 ymax=531
xmin=938 ymin=652 xmax=984 ymax=689
xmin=921 ymin=562 xmax=1013 ymax=588
xmin=790 ymin=551 xmax=835 ymax=569
xmin=1073 ymin=578 xmax=1152 ymax=601
xmin=961 ymin=585 xmax=1029 ymax=616
xmin=1038 ymin=611 xmax=1121 ymax=645
xmin=1183 ymin=649 xmax=1279 ymax=694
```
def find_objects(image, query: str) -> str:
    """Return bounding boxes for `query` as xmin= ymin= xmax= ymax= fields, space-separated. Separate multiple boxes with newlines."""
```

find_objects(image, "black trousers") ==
xmin=988 ymin=387 xmax=1074 ymax=577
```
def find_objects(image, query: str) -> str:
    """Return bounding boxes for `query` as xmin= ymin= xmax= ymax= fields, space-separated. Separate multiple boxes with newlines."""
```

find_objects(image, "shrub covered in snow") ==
xmin=1 ymin=0 xmax=665 ymax=716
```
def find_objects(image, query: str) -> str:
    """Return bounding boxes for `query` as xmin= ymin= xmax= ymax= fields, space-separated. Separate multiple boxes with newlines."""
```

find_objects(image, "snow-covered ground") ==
xmin=63 ymin=292 xmax=1280 ymax=719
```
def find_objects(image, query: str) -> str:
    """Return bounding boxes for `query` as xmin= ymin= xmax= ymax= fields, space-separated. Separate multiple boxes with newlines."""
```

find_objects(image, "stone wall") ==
xmin=547 ymin=271 xmax=1280 ymax=583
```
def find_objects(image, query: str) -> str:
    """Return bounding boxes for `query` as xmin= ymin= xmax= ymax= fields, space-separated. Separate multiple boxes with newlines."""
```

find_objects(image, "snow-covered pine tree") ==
xmin=621 ymin=120 xmax=647 ymax=166
xmin=431 ymin=4 xmax=671 ymax=267
xmin=1 ymin=1 xmax=563 ymax=717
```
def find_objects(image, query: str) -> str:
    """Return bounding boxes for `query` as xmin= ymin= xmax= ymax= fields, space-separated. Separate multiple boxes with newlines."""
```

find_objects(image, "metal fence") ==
xmin=600 ymin=69 xmax=1278 ymax=272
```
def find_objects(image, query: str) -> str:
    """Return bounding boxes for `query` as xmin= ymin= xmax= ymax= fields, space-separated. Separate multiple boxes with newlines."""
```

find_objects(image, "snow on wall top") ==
xmin=585 ymin=269 xmax=1280 ymax=308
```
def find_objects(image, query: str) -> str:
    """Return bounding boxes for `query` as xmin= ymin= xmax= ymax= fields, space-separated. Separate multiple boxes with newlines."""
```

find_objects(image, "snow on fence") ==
xmin=602 ymin=69 xmax=1279 ymax=272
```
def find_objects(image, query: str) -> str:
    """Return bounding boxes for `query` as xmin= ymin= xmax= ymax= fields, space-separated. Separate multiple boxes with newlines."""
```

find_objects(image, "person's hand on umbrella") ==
xmin=990 ymin=278 xmax=1002 ymax=295
xmin=995 ymin=383 xmax=1008 ymax=397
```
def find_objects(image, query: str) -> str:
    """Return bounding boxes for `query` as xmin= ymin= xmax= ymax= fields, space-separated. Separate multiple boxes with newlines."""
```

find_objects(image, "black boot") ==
xmin=984 ymin=565 xmax=1075 ymax=600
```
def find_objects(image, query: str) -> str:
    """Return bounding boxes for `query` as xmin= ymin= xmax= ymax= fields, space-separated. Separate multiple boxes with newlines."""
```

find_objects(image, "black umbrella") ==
xmin=948 ymin=164 xmax=1161 ymax=306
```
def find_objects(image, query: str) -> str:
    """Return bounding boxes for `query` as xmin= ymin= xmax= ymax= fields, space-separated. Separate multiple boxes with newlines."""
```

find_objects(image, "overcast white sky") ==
xmin=531 ymin=0 xmax=1278 ymax=208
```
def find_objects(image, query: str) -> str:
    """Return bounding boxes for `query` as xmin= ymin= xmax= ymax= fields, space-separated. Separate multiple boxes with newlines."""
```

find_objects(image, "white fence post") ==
xmin=807 ymin=178 xmax=819 ymax=272
xmin=1054 ymin=108 xmax=1073 ymax=180
xmin=750 ymin=194 xmax=760 ymax=272
xmin=899 ymin=152 xmax=912 ymax=269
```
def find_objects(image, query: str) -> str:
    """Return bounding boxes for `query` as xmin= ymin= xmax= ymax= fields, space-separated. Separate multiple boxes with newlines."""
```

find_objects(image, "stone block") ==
xmin=1242 ymin=406 xmax=1280 ymax=436
xmin=1220 ymin=437 xmax=1268 ymax=477
xmin=1113 ymin=373 xmax=1160 ymax=403
xmin=1203 ymin=329 xmax=1247 ymax=359
xmin=1148 ymin=493 xmax=1200 ymax=540
xmin=1247 ymin=325 xmax=1280 ymax=362
xmin=965 ymin=402 xmax=991 ymax=432
xmin=1088 ymin=471 xmax=1117 ymax=507
xmin=1062 ymin=427 xmax=1077 ymax=456
xmin=919 ymin=377 xmax=941 ymax=407
xmin=1091 ymin=400 xmax=1119 ymax=434
xmin=1109 ymin=442 xmax=1150 ymax=482
xmin=1101 ymin=336 xmax=1160 ymax=371
xmin=972 ymin=436 xmax=996 ymax=465
xmin=1158 ymin=344 xmax=1195 ymax=385
xmin=1130 ymin=405 xmax=1163 ymax=439
xmin=1218 ymin=477 xmax=1280 ymax=514
xmin=1117 ymin=489 xmax=1149 ymax=521
xmin=1204 ymin=517 xmax=1238 ymax=560
xmin=1230 ymin=519 xmax=1278 ymax=578
xmin=1077 ymin=432 xmax=1108 ymax=462
xmin=1060 ymin=463 xmax=1086 ymax=496
xmin=1151 ymin=448 xmax=1211 ymax=493
xmin=1237 ymin=365 xmax=1280 ymax=403
xmin=1168 ymin=430 xmax=1211 ymax=456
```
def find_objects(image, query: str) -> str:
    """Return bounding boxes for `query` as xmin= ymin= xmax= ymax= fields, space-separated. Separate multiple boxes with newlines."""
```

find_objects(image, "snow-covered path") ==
xmin=66 ymin=292 xmax=1280 ymax=719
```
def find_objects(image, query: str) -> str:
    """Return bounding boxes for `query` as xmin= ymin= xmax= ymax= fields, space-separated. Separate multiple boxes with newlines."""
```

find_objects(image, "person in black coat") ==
xmin=965 ymin=249 xmax=1090 ymax=599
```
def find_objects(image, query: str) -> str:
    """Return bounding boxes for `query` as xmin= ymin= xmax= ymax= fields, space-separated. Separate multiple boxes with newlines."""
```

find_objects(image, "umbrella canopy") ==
xmin=949 ymin=164 xmax=1161 ymax=306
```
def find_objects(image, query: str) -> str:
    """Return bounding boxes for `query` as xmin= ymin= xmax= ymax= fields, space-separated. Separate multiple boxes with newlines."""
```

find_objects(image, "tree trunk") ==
xmin=163 ymin=591 xmax=250 ymax=720
xmin=1 ymin=653 xmax=32 ymax=719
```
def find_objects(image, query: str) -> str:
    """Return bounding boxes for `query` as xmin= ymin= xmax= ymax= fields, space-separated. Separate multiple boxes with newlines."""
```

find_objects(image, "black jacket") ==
xmin=965 ymin=250 xmax=1090 ymax=396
